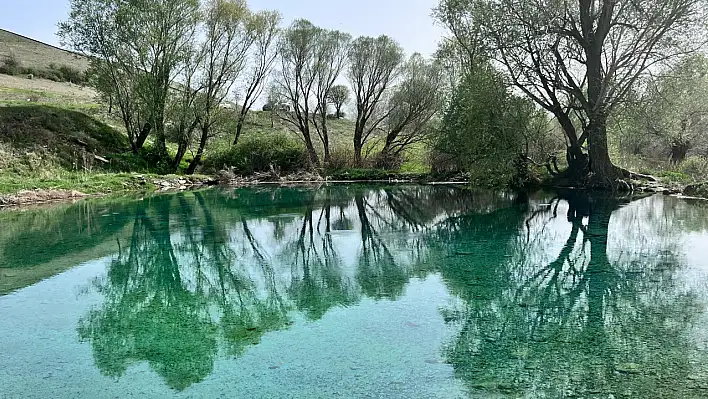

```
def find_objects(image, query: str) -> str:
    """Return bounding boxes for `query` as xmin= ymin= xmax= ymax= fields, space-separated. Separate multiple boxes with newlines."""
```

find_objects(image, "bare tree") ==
xmin=377 ymin=54 xmax=444 ymax=166
xmin=311 ymin=31 xmax=351 ymax=165
xmin=168 ymin=50 xmax=203 ymax=170
xmin=278 ymin=19 xmax=348 ymax=168
xmin=327 ymin=85 xmax=349 ymax=118
xmin=621 ymin=54 xmax=708 ymax=163
xmin=348 ymin=35 xmax=405 ymax=165
xmin=232 ymin=10 xmax=282 ymax=145
xmin=186 ymin=0 xmax=255 ymax=174
xmin=437 ymin=0 xmax=707 ymax=185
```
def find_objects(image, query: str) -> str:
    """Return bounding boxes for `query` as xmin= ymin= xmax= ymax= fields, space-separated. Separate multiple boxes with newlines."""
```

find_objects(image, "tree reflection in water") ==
xmin=74 ymin=186 xmax=708 ymax=395
xmin=438 ymin=190 xmax=708 ymax=397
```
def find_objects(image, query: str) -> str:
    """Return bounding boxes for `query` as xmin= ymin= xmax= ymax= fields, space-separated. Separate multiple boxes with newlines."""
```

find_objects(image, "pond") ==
xmin=2 ymin=185 xmax=708 ymax=398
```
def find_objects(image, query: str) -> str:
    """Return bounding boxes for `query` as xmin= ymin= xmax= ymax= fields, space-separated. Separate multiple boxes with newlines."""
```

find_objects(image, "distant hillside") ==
xmin=0 ymin=29 xmax=88 ymax=72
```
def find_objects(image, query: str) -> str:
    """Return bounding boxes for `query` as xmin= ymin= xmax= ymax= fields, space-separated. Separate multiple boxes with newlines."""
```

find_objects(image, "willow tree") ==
xmin=59 ymin=0 xmax=200 ymax=157
xmin=327 ymin=85 xmax=349 ymax=118
xmin=277 ymin=20 xmax=349 ymax=167
xmin=232 ymin=10 xmax=282 ymax=145
xmin=311 ymin=30 xmax=351 ymax=165
xmin=186 ymin=0 xmax=255 ymax=174
xmin=437 ymin=0 xmax=707 ymax=186
xmin=276 ymin=20 xmax=322 ymax=167
xmin=377 ymin=54 xmax=444 ymax=166
xmin=348 ymin=35 xmax=405 ymax=165
xmin=621 ymin=55 xmax=708 ymax=163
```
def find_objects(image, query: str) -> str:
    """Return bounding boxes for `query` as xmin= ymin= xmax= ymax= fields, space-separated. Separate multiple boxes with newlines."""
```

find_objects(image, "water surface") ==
xmin=2 ymin=185 xmax=708 ymax=398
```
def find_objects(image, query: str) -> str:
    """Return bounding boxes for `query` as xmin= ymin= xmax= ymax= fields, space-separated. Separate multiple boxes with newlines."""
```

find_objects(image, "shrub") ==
xmin=372 ymin=151 xmax=404 ymax=169
xmin=327 ymin=146 xmax=357 ymax=170
xmin=328 ymin=168 xmax=392 ymax=180
xmin=0 ymin=58 xmax=87 ymax=84
xmin=0 ymin=54 xmax=22 ymax=75
xmin=657 ymin=170 xmax=692 ymax=184
xmin=56 ymin=65 xmax=86 ymax=84
xmin=680 ymin=155 xmax=708 ymax=180
xmin=202 ymin=133 xmax=307 ymax=174
xmin=31 ymin=68 xmax=62 ymax=82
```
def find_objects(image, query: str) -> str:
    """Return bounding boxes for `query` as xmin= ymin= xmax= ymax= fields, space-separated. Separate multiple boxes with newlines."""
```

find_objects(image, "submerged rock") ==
xmin=615 ymin=363 xmax=642 ymax=374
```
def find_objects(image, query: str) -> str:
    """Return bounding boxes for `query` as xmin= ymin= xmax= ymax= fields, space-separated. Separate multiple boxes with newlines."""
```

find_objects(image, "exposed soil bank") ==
xmin=0 ymin=175 xmax=218 ymax=208
xmin=0 ymin=189 xmax=89 ymax=207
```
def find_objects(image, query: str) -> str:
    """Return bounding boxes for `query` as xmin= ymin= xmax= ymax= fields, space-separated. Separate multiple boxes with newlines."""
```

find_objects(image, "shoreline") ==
xmin=0 ymin=172 xmax=469 ymax=209
xmin=1 ymin=171 xmax=706 ymax=209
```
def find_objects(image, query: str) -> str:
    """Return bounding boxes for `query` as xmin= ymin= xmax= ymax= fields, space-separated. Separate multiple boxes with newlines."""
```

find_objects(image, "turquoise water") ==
xmin=2 ymin=185 xmax=708 ymax=398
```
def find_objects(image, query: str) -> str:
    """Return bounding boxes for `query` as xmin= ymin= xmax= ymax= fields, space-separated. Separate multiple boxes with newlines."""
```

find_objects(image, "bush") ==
xmin=372 ymin=151 xmax=404 ymax=169
xmin=31 ymin=68 xmax=62 ymax=82
xmin=203 ymin=133 xmax=307 ymax=174
xmin=328 ymin=168 xmax=392 ymax=180
xmin=0 ymin=54 xmax=22 ymax=75
xmin=0 ymin=57 xmax=87 ymax=84
xmin=680 ymin=155 xmax=708 ymax=180
xmin=657 ymin=170 xmax=692 ymax=184
xmin=53 ymin=64 xmax=86 ymax=84
xmin=327 ymin=146 xmax=357 ymax=170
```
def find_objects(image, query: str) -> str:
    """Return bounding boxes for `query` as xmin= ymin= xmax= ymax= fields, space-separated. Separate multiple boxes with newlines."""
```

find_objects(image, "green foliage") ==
xmin=328 ymin=168 xmax=393 ymax=180
xmin=0 ymin=105 xmax=128 ymax=172
xmin=348 ymin=35 xmax=406 ymax=163
xmin=656 ymin=171 xmax=693 ymax=185
xmin=60 ymin=0 xmax=201 ymax=155
xmin=434 ymin=65 xmax=541 ymax=186
xmin=202 ymin=132 xmax=307 ymax=174
xmin=679 ymin=156 xmax=708 ymax=180
xmin=327 ymin=84 xmax=349 ymax=117
xmin=616 ymin=54 xmax=708 ymax=163
xmin=0 ymin=53 xmax=22 ymax=75
xmin=0 ymin=52 xmax=87 ymax=83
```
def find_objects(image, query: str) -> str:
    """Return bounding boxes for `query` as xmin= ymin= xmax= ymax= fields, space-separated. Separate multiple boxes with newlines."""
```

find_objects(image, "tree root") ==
xmin=614 ymin=166 xmax=658 ymax=182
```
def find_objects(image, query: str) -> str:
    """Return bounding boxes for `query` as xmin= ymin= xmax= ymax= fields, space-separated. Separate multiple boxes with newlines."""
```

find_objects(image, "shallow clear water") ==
xmin=2 ymin=185 xmax=708 ymax=398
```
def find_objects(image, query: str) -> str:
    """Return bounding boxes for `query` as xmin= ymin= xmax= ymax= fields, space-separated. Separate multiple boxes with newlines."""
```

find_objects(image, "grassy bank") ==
xmin=0 ymin=102 xmax=217 ymax=197
xmin=0 ymin=99 xmax=430 ymax=199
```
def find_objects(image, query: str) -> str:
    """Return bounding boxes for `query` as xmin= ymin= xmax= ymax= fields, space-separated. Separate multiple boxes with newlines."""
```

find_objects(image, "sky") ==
xmin=0 ymin=0 xmax=447 ymax=57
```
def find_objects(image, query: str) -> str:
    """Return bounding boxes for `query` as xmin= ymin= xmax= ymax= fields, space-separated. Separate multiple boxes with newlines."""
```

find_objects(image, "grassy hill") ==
xmin=0 ymin=29 xmax=427 ymax=197
xmin=0 ymin=29 xmax=88 ymax=73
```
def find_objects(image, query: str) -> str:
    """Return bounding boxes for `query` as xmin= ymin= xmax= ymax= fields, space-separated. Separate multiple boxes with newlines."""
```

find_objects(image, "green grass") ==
xmin=0 ymin=104 xmax=128 ymax=168
xmin=613 ymin=152 xmax=708 ymax=186
xmin=204 ymin=110 xmax=431 ymax=174
xmin=0 ymin=172 xmax=152 ymax=195
xmin=0 ymin=104 xmax=155 ymax=194
xmin=0 ymin=29 xmax=89 ymax=73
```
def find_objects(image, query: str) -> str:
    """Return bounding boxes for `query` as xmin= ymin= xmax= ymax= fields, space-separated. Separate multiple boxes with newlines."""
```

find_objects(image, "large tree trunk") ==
xmin=152 ymin=86 xmax=169 ymax=160
xmin=152 ymin=117 xmax=168 ymax=160
xmin=585 ymin=33 xmax=618 ymax=185
xmin=134 ymin=122 xmax=152 ymax=153
xmin=303 ymin=128 xmax=320 ymax=168
xmin=186 ymin=126 xmax=209 ymax=175
xmin=172 ymin=119 xmax=199 ymax=171
xmin=353 ymin=121 xmax=364 ymax=166
xmin=587 ymin=115 xmax=619 ymax=183
xmin=233 ymin=110 xmax=247 ymax=145
xmin=670 ymin=139 xmax=690 ymax=164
